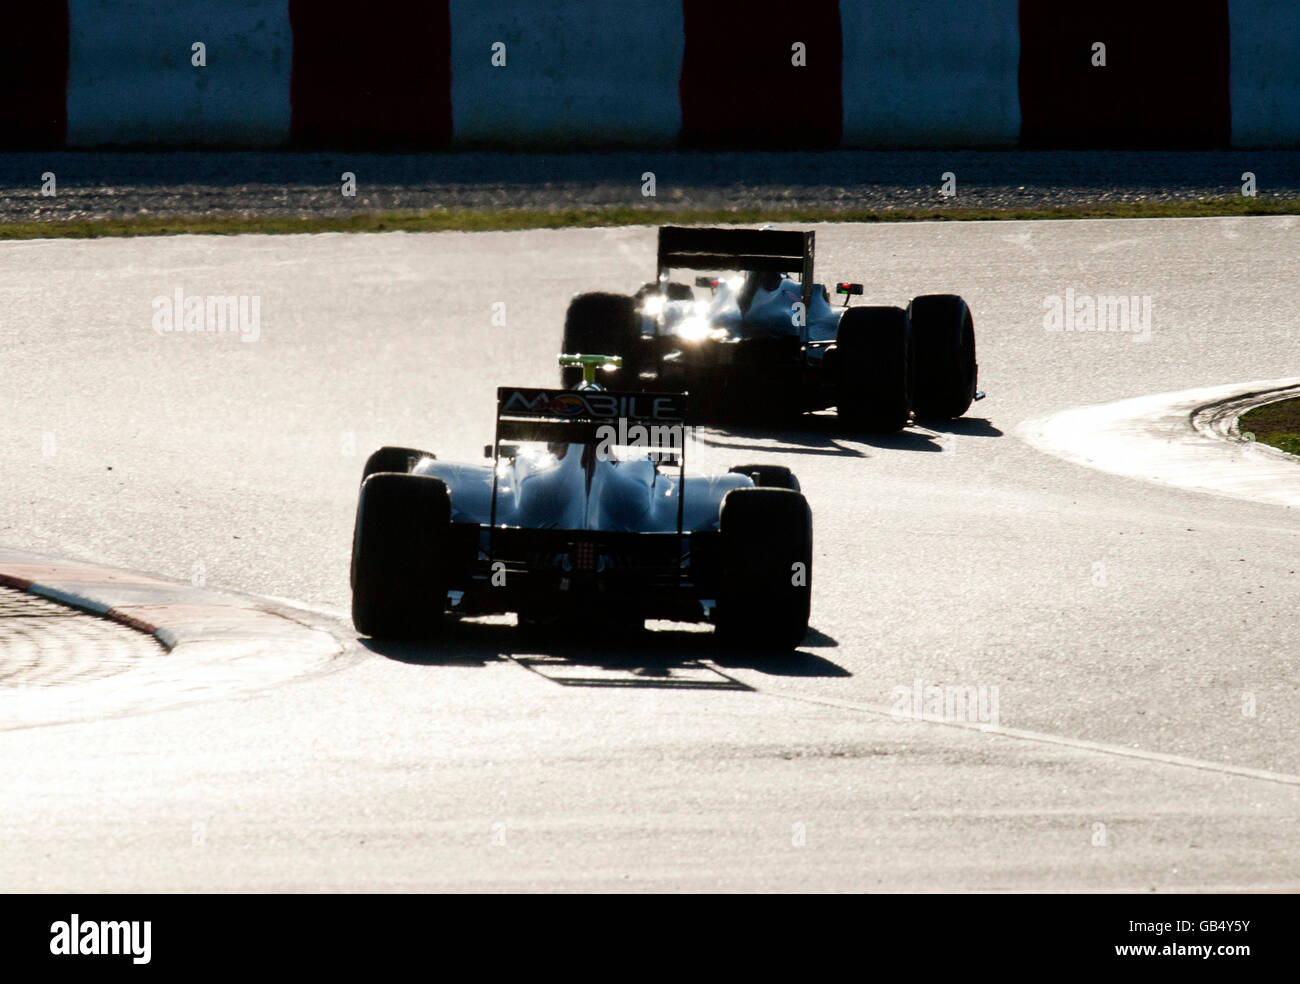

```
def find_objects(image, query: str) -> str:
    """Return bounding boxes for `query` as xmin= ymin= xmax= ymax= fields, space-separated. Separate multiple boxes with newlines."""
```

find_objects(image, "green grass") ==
xmin=1 ymin=197 xmax=1298 ymax=240
xmin=1240 ymin=397 xmax=1300 ymax=457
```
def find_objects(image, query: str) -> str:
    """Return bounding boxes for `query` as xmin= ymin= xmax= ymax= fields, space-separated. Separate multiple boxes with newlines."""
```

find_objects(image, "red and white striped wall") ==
xmin=1 ymin=1 xmax=1296 ymax=150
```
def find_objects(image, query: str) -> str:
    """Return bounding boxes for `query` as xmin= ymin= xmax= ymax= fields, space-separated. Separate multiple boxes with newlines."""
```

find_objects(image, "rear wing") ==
xmin=657 ymin=226 xmax=815 ymax=340
xmin=491 ymin=386 xmax=691 ymax=533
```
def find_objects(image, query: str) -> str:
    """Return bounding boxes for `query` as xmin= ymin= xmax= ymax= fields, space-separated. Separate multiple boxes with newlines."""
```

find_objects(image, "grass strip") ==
xmin=1240 ymin=397 xmax=1300 ymax=457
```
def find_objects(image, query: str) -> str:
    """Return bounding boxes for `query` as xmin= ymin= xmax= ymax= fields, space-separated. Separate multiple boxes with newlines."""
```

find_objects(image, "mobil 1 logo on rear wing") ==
xmin=497 ymin=388 xmax=687 ymax=423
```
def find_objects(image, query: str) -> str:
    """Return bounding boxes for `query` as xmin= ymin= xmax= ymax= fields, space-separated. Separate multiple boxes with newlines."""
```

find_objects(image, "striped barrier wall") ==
xmin=1229 ymin=0 xmax=1300 ymax=148
xmin=66 ymin=0 xmax=293 ymax=147
xmin=0 ymin=1 xmax=1296 ymax=149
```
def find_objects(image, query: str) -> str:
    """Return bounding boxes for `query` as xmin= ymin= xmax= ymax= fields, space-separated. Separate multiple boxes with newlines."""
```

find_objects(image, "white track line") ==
xmin=766 ymin=690 xmax=1300 ymax=787
xmin=298 ymin=585 xmax=1300 ymax=785
xmin=262 ymin=592 xmax=1300 ymax=786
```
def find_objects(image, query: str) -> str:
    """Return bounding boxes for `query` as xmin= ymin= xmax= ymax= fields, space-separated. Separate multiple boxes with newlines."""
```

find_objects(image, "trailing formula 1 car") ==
xmin=560 ymin=226 xmax=982 ymax=430
xmin=350 ymin=355 xmax=813 ymax=649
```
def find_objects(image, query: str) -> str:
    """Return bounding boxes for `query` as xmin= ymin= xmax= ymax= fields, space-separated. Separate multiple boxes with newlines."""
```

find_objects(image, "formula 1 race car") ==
xmin=560 ymin=226 xmax=981 ymax=430
xmin=350 ymin=355 xmax=813 ymax=650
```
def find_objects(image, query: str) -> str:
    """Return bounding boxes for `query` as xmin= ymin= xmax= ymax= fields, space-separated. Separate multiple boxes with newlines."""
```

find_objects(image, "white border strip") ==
xmin=1018 ymin=378 xmax=1300 ymax=509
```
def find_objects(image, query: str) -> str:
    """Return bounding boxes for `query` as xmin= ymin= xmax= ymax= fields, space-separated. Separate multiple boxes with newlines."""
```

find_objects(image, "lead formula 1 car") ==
xmin=350 ymin=355 xmax=813 ymax=650
xmin=560 ymin=226 xmax=981 ymax=430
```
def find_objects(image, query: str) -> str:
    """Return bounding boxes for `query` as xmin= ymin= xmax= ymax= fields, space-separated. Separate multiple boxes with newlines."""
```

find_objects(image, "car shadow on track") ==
xmin=914 ymin=416 xmax=1003 ymax=438
xmin=699 ymin=412 xmax=1002 ymax=456
xmin=699 ymin=420 xmax=937 ymax=457
xmin=361 ymin=619 xmax=850 ymax=688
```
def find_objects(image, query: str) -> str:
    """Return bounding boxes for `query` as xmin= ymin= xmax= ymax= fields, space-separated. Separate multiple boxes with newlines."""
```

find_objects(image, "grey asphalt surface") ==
xmin=0 ymin=217 xmax=1297 ymax=891
xmin=2 ymin=150 xmax=1298 ymax=221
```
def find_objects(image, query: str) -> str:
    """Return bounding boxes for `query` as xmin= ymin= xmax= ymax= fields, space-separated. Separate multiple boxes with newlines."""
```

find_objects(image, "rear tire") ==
xmin=908 ymin=294 xmax=977 ymax=419
xmin=351 ymin=473 xmax=451 ymax=639
xmin=727 ymin=463 xmax=801 ymax=492
xmin=834 ymin=305 xmax=910 ymax=433
xmin=715 ymin=488 xmax=812 ymax=651
xmin=360 ymin=446 xmax=435 ymax=484
xmin=560 ymin=292 xmax=642 ymax=388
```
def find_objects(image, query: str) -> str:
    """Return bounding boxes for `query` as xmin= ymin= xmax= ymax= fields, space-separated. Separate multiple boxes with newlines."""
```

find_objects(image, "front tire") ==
xmin=715 ymin=488 xmax=812 ymax=651
xmin=834 ymin=305 xmax=910 ymax=433
xmin=560 ymin=292 xmax=641 ymax=388
xmin=727 ymin=463 xmax=801 ymax=492
xmin=351 ymin=473 xmax=451 ymax=639
xmin=908 ymin=294 xmax=977 ymax=419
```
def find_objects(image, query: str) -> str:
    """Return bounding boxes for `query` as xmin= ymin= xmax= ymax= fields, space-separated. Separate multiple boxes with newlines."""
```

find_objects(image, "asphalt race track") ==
xmin=1 ymin=217 xmax=1297 ymax=891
